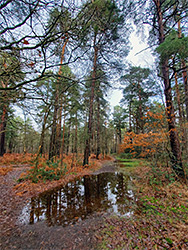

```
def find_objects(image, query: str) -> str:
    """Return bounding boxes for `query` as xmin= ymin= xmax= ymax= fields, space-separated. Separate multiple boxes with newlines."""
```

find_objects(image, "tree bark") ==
xmin=174 ymin=72 xmax=183 ymax=125
xmin=96 ymin=95 xmax=100 ymax=159
xmin=154 ymin=0 xmax=184 ymax=177
xmin=129 ymin=101 xmax=132 ymax=131
xmin=83 ymin=33 xmax=98 ymax=166
xmin=182 ymin=60 xmax=188 ymax=121
xmin=138 ymin=81 xmax=144 ymax=133
xmin=66 ymin=121 xmax=71 ymax=155
xmin=60 ymin=106 xmax=66 ymax=165
xmin=0 ymin=104 xmax=7 ymax=156
xmin=74 ymin=112 xmax=78 ymax=155
xmin=37 ymin=108 xmax=50 ymax=156
xmin=0 ymin=80 xmax=8 ymax=156
xmin=49 ymin=37 xmax=69 ymax=160
xmin=49 ymin=92 xmax=58 ymax=160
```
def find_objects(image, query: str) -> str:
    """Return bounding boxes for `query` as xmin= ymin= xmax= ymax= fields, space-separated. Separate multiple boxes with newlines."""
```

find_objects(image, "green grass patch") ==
xmin=118 ymin=161 xmax=140 ymax=167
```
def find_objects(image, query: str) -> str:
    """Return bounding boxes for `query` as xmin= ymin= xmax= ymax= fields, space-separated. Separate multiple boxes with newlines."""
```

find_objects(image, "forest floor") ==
xmin=0 ymin=156 xmax=188 ymax=250
xmin=0 ymin=157 xmax=116 ymax=250
xmin=96 ymin=165 xmax=188 ymax=249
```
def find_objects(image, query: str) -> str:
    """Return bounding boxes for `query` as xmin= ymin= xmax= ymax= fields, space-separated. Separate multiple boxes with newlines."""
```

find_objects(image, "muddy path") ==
xmin=0 ymin=162 xmax=120 ymax=250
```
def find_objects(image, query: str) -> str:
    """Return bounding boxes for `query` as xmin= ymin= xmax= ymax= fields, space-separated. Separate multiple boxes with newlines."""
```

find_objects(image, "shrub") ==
xmin=18 ymin=159 xmax=67 ymax=183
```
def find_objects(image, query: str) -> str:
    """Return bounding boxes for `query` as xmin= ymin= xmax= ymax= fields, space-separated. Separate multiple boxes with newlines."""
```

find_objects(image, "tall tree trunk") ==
xmin=60 ymin=106 xmax=66 ymax=165
xmin=56 ymin=99 xmax=63 ymax=156
xmin=49 ymin=93 xmax=58 ymax=160
xmin=71 ymin=126 xmax=74 ymax=154
xmin=96 ymin=95 xmax=100 ymax=159
xmin=129 ymin=101 xmax=132 ymax=132
xmin=37 ymin=108 xmax=50 ymax=156
xmin=66 ymin=121 xmax=71 ymax=155
xmin=138 ymin=81 xmax=144 ymax=133
xmin=0 ymin=78 xmax=8 ymax=156
xmin=74 ymin=113 xmax=78 ymax=155
xmin=23 ymin=111 xmax=27 ymax=154
xmin=49 ymin=37 xmax=69 ymax=160
xmin=174 ymin=72 xmax=183 ymax=125
xmin=83 ymin=33 xmax=98 ymax=166
xmin=56 ymin=37 xmax=69 ymax=156
xmin=105 ymin=127 xmax=108 ymax=155
xmin=118 ymin=123 xmax=122 ymax=145
xmin=115 ymin=130 xmax=118 ymax=153
xmin=154 ymin=0 xmax=184 ymax=177
xmin=0 ymin=104 xmax=7 ymax=156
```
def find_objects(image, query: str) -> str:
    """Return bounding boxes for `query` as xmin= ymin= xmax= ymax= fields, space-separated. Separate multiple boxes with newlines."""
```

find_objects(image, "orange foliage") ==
xmin=120 ymin=131 xmax=167 ymax=158
xmin=14 ymin=153 xmax=105 ymax=196
xmin=120 ymin=109 xmax=168 ymax=158
xmin=19 ymin=153 xmax=102 ymax=182
xmin=89 ymin=154 xmax=96 ymax=159
xmin=0 ymin=166 xmax=13 ymax=176
xmin=143 ymin=109 xmax=166 ymax=132
xmin=0 ymin=153 xmax=35 ymax=166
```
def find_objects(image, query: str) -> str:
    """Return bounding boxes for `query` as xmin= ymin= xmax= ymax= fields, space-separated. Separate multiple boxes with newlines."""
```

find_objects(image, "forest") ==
xmin=0 ymin=0 xmax=188 ymax=249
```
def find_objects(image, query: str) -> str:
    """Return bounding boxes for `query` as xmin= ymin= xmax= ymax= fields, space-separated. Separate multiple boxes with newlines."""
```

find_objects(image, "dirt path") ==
xmin=0 ymin=162 xmax=116 ymax=250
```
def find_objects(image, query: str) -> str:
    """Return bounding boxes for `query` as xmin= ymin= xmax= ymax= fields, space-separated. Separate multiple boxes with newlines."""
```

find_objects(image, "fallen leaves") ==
xmin=96 ymin=165 xmax=188 ymax=249
xmin=0 ymin=153 xmax=34 ymax=166
xmin=0 ymin=166 xmax=13 ymax=176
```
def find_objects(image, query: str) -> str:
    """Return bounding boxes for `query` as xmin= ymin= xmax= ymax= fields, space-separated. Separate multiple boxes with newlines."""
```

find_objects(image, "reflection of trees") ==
xmin=29 ymin=197 xmax=35 ymax=224
xmin=28 ymin=172 xmax=136 ymax=226
xmin=115 ymin=173 xmax=136 ymax=215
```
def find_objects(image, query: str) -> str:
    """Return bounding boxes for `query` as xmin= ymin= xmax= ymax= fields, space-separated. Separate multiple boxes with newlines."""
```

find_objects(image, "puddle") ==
xmin=20 ymin=171 xmax=137 ymax=227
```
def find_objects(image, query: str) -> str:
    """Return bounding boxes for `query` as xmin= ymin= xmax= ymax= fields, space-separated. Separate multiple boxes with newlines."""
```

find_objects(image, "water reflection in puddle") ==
xmin=20 ymin=171 xmax=136 ymax=227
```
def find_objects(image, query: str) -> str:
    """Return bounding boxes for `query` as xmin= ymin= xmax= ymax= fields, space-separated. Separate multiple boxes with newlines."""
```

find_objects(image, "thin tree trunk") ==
xmin=138 ymin=81 xmax=144 ymax=133
xmin=83 ymin=32 xmax=98 ymax=166
xmin=0 ymin=105 xmax=7 ymax=156
xmin=74 ymin=113 xmax=78 ymax=155
xmin=49 ymin=94 xmax=58 ymax=160
xmin=66 ymin=121 xmax=71 ymax=155
xmin=0 ymin=77 xmax=8 ymax=156
xmin=129 ymin=101 xmax=132 ymax=131
xmin=36 ymin=108 xmax=50 ymax=157
xmin=96 ymin=95 xmax=100 ymax=159
xmin=23 ymin=111 xmax=27 ymax=154
xmin=118 ymin=124 xmax=122 ymax=145
xmin=174 ymin=72 xmax=183 ymax=125
xmin=154 ymin=0 xmax=184 ymax=177
xmin=71 ymin=126 xmax=74 ymax=154
xmin=60 ymin=105 xmax=66 ymax=165
xmin=105 ymin=126 xmax=108 ymax=155
xmin=56 ymin=99 xmax=63 ymax=156
xmin=115 ymin=130 xmax=118 ymax=153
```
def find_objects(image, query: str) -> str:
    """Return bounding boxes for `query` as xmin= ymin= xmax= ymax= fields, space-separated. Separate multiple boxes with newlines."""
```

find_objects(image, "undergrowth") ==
xmin=17 ymin=153 xmax=103 ymax=183
xmin=0 ymin=153 xmax=34 ymax=166
xmin=97 ymin=161 xmax=188 ymax=250
xmin=18 ymin=159 xmax=68 ymax=183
